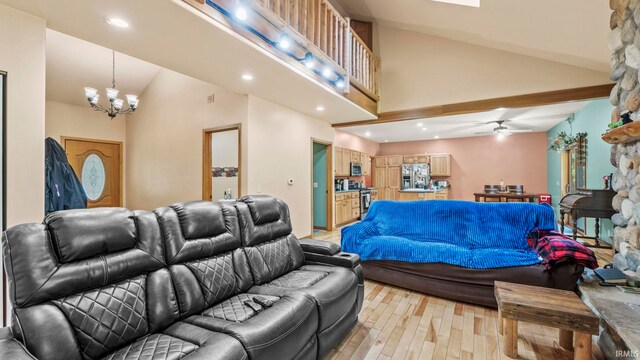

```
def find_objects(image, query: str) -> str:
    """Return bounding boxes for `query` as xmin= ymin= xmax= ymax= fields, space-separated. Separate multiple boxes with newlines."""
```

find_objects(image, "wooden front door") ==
xmin=63 ymin=137 xmax=122 ymax=208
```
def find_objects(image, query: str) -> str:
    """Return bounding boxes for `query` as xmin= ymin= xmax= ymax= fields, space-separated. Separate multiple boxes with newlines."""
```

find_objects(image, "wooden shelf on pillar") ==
xmin=602 ymin=121 xmax=640 ymax=144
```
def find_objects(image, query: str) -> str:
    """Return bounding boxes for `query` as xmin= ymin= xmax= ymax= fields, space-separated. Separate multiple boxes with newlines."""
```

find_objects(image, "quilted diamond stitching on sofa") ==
xmin=100 ymin=334 xmax=198 ymax=360
xmin=257 ymin=238 xmax=292 ymax=279
xmin=186 ymin=253 xmax=237 ymax=306
xmin=265 ymin=267 xmax=328 ymax=288
xmin=201 ymin=293 xmax=280 ymax=323
xmin=54 ymin=275 xmax=149 ymax=360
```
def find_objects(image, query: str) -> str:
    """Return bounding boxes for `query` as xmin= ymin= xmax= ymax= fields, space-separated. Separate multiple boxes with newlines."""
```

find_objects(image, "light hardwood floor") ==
xmin=312 ymin=226 xmax=613 ymax=360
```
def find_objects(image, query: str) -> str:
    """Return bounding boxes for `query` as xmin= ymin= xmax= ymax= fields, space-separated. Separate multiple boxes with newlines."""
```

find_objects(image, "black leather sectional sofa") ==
xmin=0 ymin=195 xmax=364 ymax=360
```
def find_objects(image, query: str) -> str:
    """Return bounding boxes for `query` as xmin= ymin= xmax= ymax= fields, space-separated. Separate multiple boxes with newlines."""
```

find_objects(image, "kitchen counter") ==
xmin=335 ymin=189 xmax=360 ymax=193
xmin=399 ymin=188 xmax=448 ymax=193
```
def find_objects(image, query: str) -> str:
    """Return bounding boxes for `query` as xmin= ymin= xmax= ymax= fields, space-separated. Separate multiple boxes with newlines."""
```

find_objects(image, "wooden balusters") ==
xmin=250 ymin=0 xmax=380 ymax=97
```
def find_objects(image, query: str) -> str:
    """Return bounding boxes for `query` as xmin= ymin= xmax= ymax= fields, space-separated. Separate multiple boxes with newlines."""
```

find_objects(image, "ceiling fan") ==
xmin=474 ymin=120 xmax=533 ymax=137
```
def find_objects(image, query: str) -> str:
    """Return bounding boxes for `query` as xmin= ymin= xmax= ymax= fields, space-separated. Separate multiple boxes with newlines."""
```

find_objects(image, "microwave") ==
xmin=350 ymin=162 xmax=362 ymax=176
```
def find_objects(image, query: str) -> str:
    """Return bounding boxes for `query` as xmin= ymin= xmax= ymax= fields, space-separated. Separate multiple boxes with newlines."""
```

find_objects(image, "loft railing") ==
xmin=254 ymin=0 xmax=380 ymax=99
xmin=349 ymin=27 xmax=380 ymax=100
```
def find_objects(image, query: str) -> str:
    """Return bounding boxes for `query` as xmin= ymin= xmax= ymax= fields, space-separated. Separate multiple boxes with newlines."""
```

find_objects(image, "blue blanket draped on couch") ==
xmin=341 ymin=200 xmax=556 ymax=269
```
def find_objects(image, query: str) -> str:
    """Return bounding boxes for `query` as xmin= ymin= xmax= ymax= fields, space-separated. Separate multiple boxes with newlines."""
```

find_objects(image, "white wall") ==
xmin=247 ymin=96 xmax=334 ymax=237
xmin=126 ymin=68 xmax=248 ymax=210
xmin=45 ymin=100 xmax=128 ymax=205
xmin=0 ymin=5 xmax=46 ymax=226
xmin=0 ymin=4 xmax=46 ymax=327
xmin=377 ymin=25 xmax=611 ymax=112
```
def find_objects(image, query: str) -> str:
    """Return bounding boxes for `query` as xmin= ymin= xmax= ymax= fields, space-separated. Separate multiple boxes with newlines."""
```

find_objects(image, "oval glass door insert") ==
xmin=81 ymin=154 xmax=106 ymax=201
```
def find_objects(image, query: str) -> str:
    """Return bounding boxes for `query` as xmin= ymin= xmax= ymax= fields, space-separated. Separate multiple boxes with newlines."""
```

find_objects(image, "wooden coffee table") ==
xmin=494 ymin=281 xmax=599 ymax=360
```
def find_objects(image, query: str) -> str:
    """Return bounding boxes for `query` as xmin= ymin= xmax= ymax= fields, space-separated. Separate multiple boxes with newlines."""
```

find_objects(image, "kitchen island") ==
xmin=398 ymin=188 xmax=450 ymax=200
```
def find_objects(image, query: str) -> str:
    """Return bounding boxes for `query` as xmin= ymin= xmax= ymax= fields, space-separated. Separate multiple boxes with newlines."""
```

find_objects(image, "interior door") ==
xmin=63 ymin=137 xmax=122 ymax=208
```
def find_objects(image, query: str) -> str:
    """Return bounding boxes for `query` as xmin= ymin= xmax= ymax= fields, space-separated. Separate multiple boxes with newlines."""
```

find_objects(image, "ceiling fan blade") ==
xmin=474 ymin=131 xmax=495 ymax=135
xmin=508 ymin=129 xmax=533 ymax=133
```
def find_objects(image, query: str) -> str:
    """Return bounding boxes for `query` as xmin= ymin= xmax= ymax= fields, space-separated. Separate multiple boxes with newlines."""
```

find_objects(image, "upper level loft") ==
xmin=185 ymin=0 xmax=381 ymax=115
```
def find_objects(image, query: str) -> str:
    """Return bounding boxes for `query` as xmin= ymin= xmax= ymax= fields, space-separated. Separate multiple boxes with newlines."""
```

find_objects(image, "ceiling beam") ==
xmin=332 ymin=84 xmax=614 ymax=128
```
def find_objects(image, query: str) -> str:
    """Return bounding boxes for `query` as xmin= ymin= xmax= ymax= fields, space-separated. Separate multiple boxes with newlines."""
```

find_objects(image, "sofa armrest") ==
xmin=298 ymin=239 xmax=341 ymax=255
xmin=0 ymin=329 xmax=35 ymax=360
xmin=304 ymin=251 xmax=360 ymax=269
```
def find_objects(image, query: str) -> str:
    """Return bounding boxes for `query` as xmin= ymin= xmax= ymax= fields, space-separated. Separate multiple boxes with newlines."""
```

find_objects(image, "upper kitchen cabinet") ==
xmin=387 ymin=155 xmax=403 ymax=167
xmin=430 ymin=154 xmax=451 ymax=177
xmin=417 ymin=155 xmax=429 ymax=163
xmin=361 ymin=153 xmax=371 ymax=176
xmin=403 ymin=156 xmax=417 ymax=164
xmin=351 ymin=150 xmax=361 ymax=163
xmin=334 ymin=147 xmax=352 ymax=176
xmin=373 ymin=156 xmax=387 ymax=168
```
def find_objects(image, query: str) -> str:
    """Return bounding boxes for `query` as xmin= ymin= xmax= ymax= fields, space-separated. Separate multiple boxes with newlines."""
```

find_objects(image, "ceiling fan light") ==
xmin=90 ymin=94 xmax=99 ymax=105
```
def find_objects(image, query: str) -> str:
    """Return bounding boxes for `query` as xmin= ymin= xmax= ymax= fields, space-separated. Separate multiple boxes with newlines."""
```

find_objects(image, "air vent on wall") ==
xmin=207 ymin=94 xmax=215 ymax=103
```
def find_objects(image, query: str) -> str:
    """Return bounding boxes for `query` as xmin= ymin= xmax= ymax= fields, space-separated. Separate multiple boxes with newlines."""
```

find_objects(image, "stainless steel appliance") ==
xmin=360 ymin=189 xmax=372 ymax=219
xmin=401 ymin=163 xmax=430 ymax=189
xmin=350 ymin=162 xmax=362 ymax=177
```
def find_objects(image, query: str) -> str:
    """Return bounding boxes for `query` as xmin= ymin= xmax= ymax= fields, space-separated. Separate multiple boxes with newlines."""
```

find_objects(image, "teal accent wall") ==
xmin=547 ymin=99 xmax=615 ymax=243
xmin=313 ymin=143 xmax=327 ymax=228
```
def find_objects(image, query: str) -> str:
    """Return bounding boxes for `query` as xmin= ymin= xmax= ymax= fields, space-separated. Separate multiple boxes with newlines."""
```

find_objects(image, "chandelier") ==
xmin=84 ymin=50 xmax=139 ymax=119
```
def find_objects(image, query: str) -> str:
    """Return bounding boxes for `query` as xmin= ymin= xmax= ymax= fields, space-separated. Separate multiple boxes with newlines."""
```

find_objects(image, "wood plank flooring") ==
xmin=312 ymin=227 xmax=613 ymax=360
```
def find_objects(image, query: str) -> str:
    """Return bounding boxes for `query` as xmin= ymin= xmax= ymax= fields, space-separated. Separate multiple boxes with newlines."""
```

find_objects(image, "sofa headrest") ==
xmin=3 ymin=209 xmax=165 ymax=308
xmin=155 ymin=201 xmax=241 ymax=264
xmin=170 ymin=201 xmax=228 ymax=240
xmin=243 ymin=196 xmax=281 ymax=225
xmin=236 ymin=195 xmax=292 ymax=246
xmin=45 ymin=208 xmax=137 ymax=263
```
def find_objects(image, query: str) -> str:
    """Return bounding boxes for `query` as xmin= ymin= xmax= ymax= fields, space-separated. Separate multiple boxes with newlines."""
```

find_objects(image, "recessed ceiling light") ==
xmin=241 ymin=73 xmax=254 ymax=81
xmin=235 ymin=7 xmax=248 ymax=21
xmin=434 ymin=135 xmax=440 ymax=139
xmin=365 ymin=132 xmax=371 ymax=137
xmin=316 ymin=106 xmax=325 ymax=112
xmin=105 ymin=16 xmax=129 ymax=28
xmin=432 ymin=0 xmax=480 ymax=8
xmin=384 ymin=140 xmax=389 ymax=142
xmin=277 ymin=35 xmax=291 ymax=50
xmin=422 ymin=127 xmax=428 ymax=131
xmin=417 ymin=123 xmax=423 ymax=127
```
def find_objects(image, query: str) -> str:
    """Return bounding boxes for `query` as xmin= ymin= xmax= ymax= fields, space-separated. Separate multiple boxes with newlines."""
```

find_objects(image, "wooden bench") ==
xmin=495 ymin=281 xmax=599 ymax=360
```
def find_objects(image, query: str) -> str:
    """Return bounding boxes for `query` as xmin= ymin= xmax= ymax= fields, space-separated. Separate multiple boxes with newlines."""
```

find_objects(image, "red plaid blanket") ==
xmin=527 ymin=229 xmax=599 ymax=270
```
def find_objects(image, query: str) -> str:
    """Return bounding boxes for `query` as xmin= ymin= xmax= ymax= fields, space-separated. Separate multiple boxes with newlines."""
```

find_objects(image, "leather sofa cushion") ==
xmin=100 ymin=334 xmax=197 ymax=360
xmin=184 ymin=291 xmax=317 ymax=360
xmin=257 ymin=265 xmax=358 ymax=331
xmin=202 ymin=294 xmax=280 ymax=323
xmin=46 ymin=208 xmax=137 ymax=263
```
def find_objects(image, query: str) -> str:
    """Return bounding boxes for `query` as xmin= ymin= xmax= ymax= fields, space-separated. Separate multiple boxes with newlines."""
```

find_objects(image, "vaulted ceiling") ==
xmin=334 ymin=0 xmax=611 ymax=73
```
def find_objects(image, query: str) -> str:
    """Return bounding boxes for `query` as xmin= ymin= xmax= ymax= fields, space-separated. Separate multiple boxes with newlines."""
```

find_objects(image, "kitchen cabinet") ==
xmin=387 ymin=188 xmax=399 ymax=201
xmin=387 ymin=155 xmax=403 ymax=167
xmin=335 ymin=148 xmax=343 ymax=176
xmin=387 ymin=166 xmax=401 ymax=188
xmin=398 ymin=192 xmax=423 ymax=201
xmin=351 ymin=150 xmax=361 ymax=163
xmin=371 ymin=189 xmax=379 ymax=201
xmin=373 ymin=167 xmax=386 ymax=188
xmin=417 ymin=155 xmax=429 ymax=163
xmin=403 ymin=156 xmax=417 ymax=164
xmin=434 ymin=190 xmax=449 ymax=200
xmin=373 ymin=156 xmax=387 ymax=167
xmin=334 ymin=191 xmax=360 ymax=226
xmin=361 ymin=153 xmax=371 ymax=176
xmin=342 ymin=150 xmax=351 ymax=176
xmin=430 ymin=154 xmax=451 ymax=177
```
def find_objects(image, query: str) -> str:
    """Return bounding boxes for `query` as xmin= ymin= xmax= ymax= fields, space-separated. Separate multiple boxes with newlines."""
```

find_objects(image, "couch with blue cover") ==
xmin=341 ymin=200 xmax=584 ymax=308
